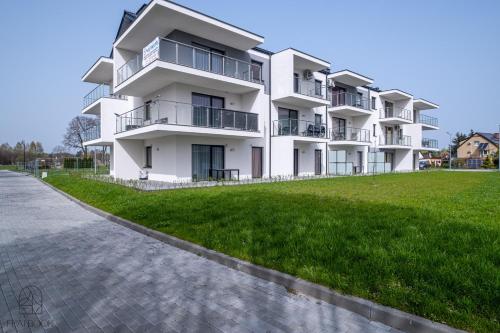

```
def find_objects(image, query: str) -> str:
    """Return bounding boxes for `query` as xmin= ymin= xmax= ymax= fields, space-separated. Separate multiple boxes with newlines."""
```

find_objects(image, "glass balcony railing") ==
xmin=330 ymin=127 xmax=371 ymax=143
xmin=379 ymin=107 xmax=412 ymax=121
xmin=116 ymin=38 xmax=264 ymax=86
xmin=83 ymin=123 xmax=101 ymax=142
xmin=422 ymin=138 xmax=438 ymax=149
xmin=418 ymin=114 xmax=439 ymax=127
xmin=293 ymin=79 xmax=327 ymax=99
xmin=380 ymin=135 xmax=412 ymax=146
xmin=116 ymin=100 xmax=259 ymax=134
xmin=83 ymin=84 xmax=127 ymax=109
xmin=330 ymin=92 xmax=370 ymax=111
xmin=272 ymin=119 xmax=328 ymax=138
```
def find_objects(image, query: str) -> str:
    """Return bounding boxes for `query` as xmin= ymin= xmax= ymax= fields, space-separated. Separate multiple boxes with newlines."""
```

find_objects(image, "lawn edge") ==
xmin=41 ymin=176 xmax=466 ymax=333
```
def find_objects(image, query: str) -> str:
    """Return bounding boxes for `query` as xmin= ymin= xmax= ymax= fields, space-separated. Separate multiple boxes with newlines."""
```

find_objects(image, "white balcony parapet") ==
xmin=116 ymin=100 xmax=259 ymax=134
xmin=116 ymin=37 xmax=263 ymax=86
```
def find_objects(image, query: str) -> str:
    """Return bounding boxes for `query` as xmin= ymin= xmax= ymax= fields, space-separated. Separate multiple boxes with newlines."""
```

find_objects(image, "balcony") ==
xmin=82 ymin=84 xmax=127 ymax=114
xmin=114 ymin=37 xmax=263 ymax=97
xmin=379 ymin=135 xmax=412 ymax=149
xmin=83 ymin=123 xmax=101 ymax=143
xmin=329 ymin=92 xmax=372 ymax=117
xmin=418 ymin=114 xmax=439 ymax=130
xmin=329 ymin=127 xmax=371 ymax=146
xmin=115 ymin=100 xmax=261 ymax=139
xmin=379 ymin=107 xmax=413 ymax=124
xmin=422 ymin=138 xmax=439 ymax=150
xmin=272 ymin=78 xmax=330 ymax=108
xmin=272 ymin=119 xmax=328 ymax=142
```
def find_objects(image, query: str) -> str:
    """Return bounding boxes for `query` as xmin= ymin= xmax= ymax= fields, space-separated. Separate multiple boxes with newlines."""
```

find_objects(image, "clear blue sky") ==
xmin=1 ymin=0 xmax=499 ymax=151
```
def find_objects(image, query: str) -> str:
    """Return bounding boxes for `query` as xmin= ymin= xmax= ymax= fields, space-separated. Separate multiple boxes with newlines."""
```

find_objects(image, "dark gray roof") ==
xmin=477 ymin=132 xmax=499 ymax=145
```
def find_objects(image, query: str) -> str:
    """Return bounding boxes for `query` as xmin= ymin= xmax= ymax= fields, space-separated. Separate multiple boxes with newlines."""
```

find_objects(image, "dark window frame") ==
xmin=145 ymin=146 xmax=152 ymax=168
xmin=314 ymin=80 xmax=322 ymax=96
xmin=251 ymin=60 xmax=263 ymax=82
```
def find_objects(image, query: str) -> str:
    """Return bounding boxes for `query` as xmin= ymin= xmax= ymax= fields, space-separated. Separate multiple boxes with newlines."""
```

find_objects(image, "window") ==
xmin=474 ymin=141 xmax=480 ymax=146
xmin=251 ymin=60 xmax=262 ymax=82
xmin=371 ymin=97 xmax=376 ymax=110
xmin=373 ymin=124 xmax=376 ymax=137
xmin=314 ymin=80 xmax=322 ymax=96
xmin=293 ymin=73 xmax=299 ymax=93
xmin=315 ymin=114 xmax=322 ymax=126
xmin=145 ymin=146 xmax=152 ymax=168
xmin=144 ymin=100 xmax=152 ymax=121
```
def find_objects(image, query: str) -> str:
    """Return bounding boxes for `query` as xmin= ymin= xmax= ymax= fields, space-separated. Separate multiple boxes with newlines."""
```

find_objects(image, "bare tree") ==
xmin=63 ymin=116 xmax=97 ymax=157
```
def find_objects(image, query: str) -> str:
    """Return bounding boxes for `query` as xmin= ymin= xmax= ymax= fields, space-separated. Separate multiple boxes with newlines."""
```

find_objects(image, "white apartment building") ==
xmin=81 ymin=0 xmax=439 ymax=182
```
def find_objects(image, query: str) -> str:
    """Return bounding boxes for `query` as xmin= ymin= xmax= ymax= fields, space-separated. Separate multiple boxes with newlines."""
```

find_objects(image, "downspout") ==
xmin=325 ymin=70 xmax=329 ymax=175
xmin=268 ymin=54 xmax=272 ymax=178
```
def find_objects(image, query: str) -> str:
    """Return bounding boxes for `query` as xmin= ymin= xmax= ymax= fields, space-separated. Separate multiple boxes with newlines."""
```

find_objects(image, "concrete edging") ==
xmin=41 ymin=178 xmax=466 ymax=333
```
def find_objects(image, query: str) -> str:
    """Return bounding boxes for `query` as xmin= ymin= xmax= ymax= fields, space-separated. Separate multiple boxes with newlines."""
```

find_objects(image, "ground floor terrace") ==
xmin=110 ymin=134 xmax=424 ymax=182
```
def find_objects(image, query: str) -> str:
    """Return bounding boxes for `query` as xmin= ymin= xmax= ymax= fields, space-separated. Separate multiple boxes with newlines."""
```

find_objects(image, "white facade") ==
xmin=81 ymin=0 xmax=439 ymax=181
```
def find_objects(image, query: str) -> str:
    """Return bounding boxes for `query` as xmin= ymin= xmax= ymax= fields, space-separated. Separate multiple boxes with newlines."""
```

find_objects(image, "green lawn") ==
xmin=45 ymin=171 xmax=500 ymax=332
xmin=0 ymin=165 xmax=18 ymax=171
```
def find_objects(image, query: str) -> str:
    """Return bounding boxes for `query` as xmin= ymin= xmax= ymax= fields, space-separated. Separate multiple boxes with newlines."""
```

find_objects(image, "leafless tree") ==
xmin=63 ymin=116 xmax=97 ymax=157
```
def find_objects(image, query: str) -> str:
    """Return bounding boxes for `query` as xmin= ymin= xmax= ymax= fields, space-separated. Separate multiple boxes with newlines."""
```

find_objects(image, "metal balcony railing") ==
xmin=330 ymin=127 xmax=371 ymax=143
xmin=83 ymin=123 xmax=101 ymax=142
xmin=293 ymin=78 xmax=327 ymax=99
xmin=330 ymin=92 xmax=370 ymax=111
xmin=272 ymin=119 xmax=328 ymax=138
xmin=116 ymin=37 xmax=264 ymax=86
xmin=418 ymin=114 xmax=439 ymax=127
xmin=380 ymin=135 xmax=412 ymax=146
xmin=422 ymin=138 xmax=438 ymax=149
xmin=116 ymin=100 xmax=259 ymax=134
xmin=83 ymin=84 xmax=126 ymax=109
xmin=379 ymin=107 xmax=412 ymax=121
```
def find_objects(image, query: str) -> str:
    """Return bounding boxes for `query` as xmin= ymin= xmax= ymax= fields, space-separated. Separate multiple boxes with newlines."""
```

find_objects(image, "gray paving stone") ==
xmin=0 ymin=171 xmax=403 ymax=333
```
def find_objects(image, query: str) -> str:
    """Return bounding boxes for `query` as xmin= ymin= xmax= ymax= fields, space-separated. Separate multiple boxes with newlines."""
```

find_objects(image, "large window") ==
xmin=192 ymin=93 xmax=225 ymax=128
xmin=192 ymin=144 xmax=225 ymax=181
xmin=278 ymin=107 xmax=298 ymax=135
xmin=251 ymin=60 xmax=262 ymax=82
xmin=314 ymin=80 xmax=322 ymax=96
xmin=145 ymin=146 xmax=152 ymax=168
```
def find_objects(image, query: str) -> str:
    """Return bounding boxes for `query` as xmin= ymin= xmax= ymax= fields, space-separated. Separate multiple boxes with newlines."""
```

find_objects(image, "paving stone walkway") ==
xmin=0 ymin=171 xmax=403 ymax=333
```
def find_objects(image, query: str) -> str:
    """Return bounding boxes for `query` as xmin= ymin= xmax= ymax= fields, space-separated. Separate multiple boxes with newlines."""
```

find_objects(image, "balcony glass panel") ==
xmin=116 ymin=38 xmax=262 ymax=85
xmin=116 ymin=100 xmax=259 ymax=133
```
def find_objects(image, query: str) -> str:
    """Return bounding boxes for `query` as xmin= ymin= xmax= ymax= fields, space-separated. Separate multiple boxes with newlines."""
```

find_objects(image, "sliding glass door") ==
xmin=192 ymin=144 xmax=225 ymax=181
xmin=192 ymin=93 xmax=225 ymax=128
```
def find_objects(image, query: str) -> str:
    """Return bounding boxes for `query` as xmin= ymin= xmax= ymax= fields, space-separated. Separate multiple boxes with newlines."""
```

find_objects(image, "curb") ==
xmin=41 ymin=178 xmax=466 ymax=333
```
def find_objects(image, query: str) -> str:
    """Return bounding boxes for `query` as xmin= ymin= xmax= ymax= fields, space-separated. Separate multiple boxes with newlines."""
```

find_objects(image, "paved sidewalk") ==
xmin=0 ymin=171 xmax=402 ymax=333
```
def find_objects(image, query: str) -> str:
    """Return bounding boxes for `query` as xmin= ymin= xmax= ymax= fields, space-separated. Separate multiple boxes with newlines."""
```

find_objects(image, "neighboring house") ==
xmin=420 ymin=152 xmax=442 ymax=167
xmin=80 ymin=0 xmax=440 ymax=181
xmin=457 ymin=132 xmax=499 ymax=168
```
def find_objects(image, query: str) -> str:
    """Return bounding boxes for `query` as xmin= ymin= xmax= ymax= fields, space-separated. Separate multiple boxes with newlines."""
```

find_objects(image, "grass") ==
xmin=0 ymin=165 xmax=18 ymax=171
xmin=45 ymin=171 xmax=500 ymax=332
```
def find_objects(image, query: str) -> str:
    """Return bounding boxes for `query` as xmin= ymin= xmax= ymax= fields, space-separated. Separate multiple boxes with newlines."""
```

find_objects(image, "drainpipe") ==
xmin=268 ymin=54 xmax=272 ymax=178
xmin=325 ymin=70 xmax=329 ymax=175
